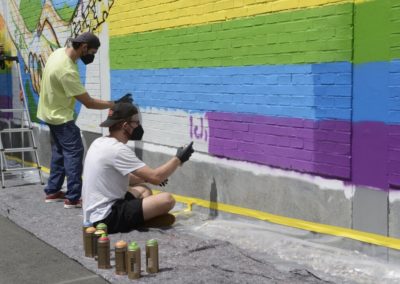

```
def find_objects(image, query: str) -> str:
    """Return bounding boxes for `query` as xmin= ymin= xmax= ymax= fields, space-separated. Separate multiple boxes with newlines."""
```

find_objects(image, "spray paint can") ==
xmin=146 ymin=239 xmax=159 ymax=273
xmin=84 ymin=227 xmax=96 ymax=257
xmin=82 ymin=221 xmax=92 ymax=254
xmin=114 ymin=240 xmax=128 ymax=275
xmin=96 ymin=223 xmax=108 ymax=234
xmin=93 ymin=229 xmax=105 ymax=257
xmin=127 ymin=241 xmax=141 ymax=279
xmin=97 ymin=234 xmax=111 ymax=269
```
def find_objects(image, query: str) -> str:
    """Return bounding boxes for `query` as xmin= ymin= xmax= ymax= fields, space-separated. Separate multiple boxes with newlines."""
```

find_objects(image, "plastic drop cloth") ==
xmin=1 ymin=160 xmax=400 ymax=283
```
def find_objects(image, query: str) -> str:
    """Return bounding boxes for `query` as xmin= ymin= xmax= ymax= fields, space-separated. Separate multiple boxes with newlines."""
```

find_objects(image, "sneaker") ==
xmin=143 ymin=213 xmax=176 ymax=228
xmin=45 ymin=191 xmax=65 ymax=203
xmin=64 ymin=199 xmax=82 ymax=209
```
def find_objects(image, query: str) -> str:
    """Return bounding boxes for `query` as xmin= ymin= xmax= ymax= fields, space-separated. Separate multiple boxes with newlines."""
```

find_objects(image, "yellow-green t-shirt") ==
xmin=37 ymin=48 xmax=86 ymax=125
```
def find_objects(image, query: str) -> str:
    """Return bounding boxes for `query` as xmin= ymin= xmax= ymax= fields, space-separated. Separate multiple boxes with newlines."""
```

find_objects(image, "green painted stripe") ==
xmin=0 ymin=69 xmax=10 ymax=75
xmin=392 ymin=1 xmax=400 ymax=60
xmin=110 ymin=3 xmax=353 ymax=70
xmin=354 ymin=0 xmax=390 ymax=63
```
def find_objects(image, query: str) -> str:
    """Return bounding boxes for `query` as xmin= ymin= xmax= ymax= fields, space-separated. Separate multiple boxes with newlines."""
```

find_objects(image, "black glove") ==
xmin=159 ymin=179 xmax=168 ymax=187
xmin=115 ymin=93 xmax=133 ymax=104
xmin=176 ymin=141 xmax=194 ymax=164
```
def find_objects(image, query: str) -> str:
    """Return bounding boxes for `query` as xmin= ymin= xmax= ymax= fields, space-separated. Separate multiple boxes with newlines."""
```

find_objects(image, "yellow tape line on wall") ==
xmin=153 ymin=190 xmax=400 ymax=251
xmin=9 ymin=155 xmax=399 ymax=250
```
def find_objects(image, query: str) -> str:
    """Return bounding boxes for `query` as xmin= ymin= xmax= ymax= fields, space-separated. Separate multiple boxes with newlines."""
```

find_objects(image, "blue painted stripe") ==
xmin=0 ymin=73 xmax=12 ymax=98
xmin=353 ymin=61 xmax=400 ymax=124
xmin=353 ymin=62 xmax=388 ymax=123
xmin=111 ymin=62 xmax=353 ymax=120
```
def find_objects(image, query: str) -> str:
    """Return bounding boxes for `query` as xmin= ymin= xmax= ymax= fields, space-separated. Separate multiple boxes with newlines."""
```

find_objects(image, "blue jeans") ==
xmin=45 ymin=121 xmax=84 ymax=202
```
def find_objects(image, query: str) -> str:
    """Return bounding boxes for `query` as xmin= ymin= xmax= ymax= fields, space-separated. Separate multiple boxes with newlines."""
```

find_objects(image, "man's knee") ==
xmin=160 ymin=192 xmax=175 ymax=210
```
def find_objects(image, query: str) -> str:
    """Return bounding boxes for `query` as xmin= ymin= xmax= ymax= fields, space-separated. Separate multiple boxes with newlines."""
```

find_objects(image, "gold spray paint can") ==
xmin=127 ymin=241 xmax=141 ymax=279
xmin=93 ymin=229 xmax=105 ymax=257
xmin=84 ymin=227 xmax=96 ymax=257
xmin=114 ymin=240 xmax=128 ymax=275
xmin=82 ymin=221 xmax=92 ymax=252
xmin=97 ymin=234 xmax=111 ymax=269
xmin=146 ymin=239 xmax=159 ymax=273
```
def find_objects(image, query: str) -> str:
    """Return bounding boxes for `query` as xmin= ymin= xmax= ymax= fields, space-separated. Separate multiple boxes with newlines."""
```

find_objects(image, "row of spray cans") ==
xmin=83 ymin=222 xmax=158 ymax=279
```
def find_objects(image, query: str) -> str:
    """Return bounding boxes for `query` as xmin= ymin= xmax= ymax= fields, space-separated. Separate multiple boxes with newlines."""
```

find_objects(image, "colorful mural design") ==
xmin=0 ymin=0 xmax=113 ymax=122
xmin=108 ymin=0 xmax=399 ymax=190
xmin=1 ymin=0 xmax=399 ymax=191
xmin=0 ymin=13 xmax=14 ymax=113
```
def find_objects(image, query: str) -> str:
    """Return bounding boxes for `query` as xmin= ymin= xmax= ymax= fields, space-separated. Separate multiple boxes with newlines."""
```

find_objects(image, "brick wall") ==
xmin=1 ymin=0 xmax=400 ymax=190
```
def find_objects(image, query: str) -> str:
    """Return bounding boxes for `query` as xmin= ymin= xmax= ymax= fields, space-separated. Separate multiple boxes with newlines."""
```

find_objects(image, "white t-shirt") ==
xmin=82 ymin=137 xmax=145 ymax=223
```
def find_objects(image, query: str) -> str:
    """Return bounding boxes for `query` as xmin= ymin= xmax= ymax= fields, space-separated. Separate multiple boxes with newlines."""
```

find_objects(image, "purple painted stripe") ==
xmin=0 ymin=96 xmax=12 ymax=119
xmin=0 ymin=96 xmax=11 ymax=107
xmin=0 ymin=73 xmax=13 ymax=119
xmin=389 ymin=125 xmax=400 ymax=188
xmin=353 ymin=122 xmax=400 ymax=190
xmin=207 ymin=112 xmax=351 ymax=179
xmin=207 ymin=112 xmax=400 ymax=189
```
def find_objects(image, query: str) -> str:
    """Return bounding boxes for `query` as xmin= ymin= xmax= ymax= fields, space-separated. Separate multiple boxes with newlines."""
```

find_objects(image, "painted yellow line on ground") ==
xmin=6 ymin=155 xmax=50 ymax=174
xmin=10 ymin=155 xmax=397 ymax=250
xmin=154 ymin=190 xmax=400 ymax=250
xmin=109 ymin=0 xmax=349 ymax=37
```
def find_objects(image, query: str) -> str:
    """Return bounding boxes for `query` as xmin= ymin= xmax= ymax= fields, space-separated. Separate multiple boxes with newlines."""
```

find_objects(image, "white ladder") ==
xmin=0 ymin=53 xmax=44 ymax=188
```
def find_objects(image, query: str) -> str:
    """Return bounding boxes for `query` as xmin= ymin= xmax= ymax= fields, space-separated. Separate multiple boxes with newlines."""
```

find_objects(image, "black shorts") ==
xmin=94 ymin=192 xmax=144 ymax=234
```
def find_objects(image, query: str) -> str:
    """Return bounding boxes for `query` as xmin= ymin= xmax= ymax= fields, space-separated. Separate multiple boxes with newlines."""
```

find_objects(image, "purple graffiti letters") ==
xmin=190 ymin=116 xmax=208 ymax=141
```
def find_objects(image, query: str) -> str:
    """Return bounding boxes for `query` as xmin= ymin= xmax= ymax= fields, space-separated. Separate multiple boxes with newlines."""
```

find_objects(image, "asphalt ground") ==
xmin=0 ymin=214 xmax=108 ymax=284
xmin=0 ymin=167 xmax=399 ymax=283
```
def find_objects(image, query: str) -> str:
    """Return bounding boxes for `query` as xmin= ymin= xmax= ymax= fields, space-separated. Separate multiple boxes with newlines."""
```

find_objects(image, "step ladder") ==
xmin=0 ymin=51 xmax=44 ymax=188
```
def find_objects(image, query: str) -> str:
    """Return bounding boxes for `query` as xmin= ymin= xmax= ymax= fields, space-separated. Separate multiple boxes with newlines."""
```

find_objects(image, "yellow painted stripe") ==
xmin=6 ymin=155 xmax=50 ymax=174
xmin=11 ymin=155 xmax=398 ymax=250
xmin=154 ymin=190 xmax=400 ymax=250
xmin=108 ymin=0 xmax=351 ymax=37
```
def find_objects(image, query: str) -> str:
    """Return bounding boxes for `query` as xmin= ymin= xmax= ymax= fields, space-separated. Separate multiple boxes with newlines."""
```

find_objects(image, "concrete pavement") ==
xmin=1 ymin=168 xmax=399 ymax=283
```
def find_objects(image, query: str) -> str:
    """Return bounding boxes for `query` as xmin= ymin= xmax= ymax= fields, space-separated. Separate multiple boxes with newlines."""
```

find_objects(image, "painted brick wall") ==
xmin=389 ymin=1 xmax=400 ymax=188
xmin=110 ymin=2 xmax=354 ymax=180
xmin=1 ymin=0 xmax=400 ymax=191
xmin=352 ymin=0 xmax=400 ymax=189
xmin=110 ymin=3 xmax=353 ymax=69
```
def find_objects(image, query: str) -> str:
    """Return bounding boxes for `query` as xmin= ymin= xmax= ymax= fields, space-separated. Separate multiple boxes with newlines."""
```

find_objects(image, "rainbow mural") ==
xmin=107 ymin=0 xmax=400 ymax=190
xmin=1 ymin=0 xmax=399 ymax=192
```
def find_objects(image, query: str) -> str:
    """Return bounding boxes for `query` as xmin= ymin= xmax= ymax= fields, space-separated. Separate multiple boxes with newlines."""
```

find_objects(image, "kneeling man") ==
xmin=82 ymin=102 xmax=194 ymax=233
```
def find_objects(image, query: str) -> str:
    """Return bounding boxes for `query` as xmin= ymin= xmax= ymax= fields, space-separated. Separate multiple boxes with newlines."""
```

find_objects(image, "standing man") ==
xmin=82 ymin=102 xmax=194 ymax=233
xmin=37 ymin=32 xmax=131 ymax=208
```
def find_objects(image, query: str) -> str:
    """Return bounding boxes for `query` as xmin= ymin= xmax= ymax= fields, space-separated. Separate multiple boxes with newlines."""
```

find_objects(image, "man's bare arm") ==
xmin=129 ymin=173 xmax=147 ymax=185
xmin=133 ymin=157 xmax=181 ymax=185
xmin=75 ymin=92 xmax=114 ymax=109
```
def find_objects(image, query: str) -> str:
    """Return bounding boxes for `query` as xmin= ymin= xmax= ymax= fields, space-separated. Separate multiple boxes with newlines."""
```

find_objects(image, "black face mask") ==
xmin=81 ymin=54 xmax=95 ymax=65
xmin=130 ymin=124 xmax=144 ymax=141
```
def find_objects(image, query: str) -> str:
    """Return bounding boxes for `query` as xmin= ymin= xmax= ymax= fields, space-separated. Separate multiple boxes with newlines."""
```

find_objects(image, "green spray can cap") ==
xmin=128 ymin=241 xmax=139 ymax=251
xmin=146 ymin=239 xmax=158 ymax=246
xmin=96 ymin=223 xmax=107 ymax=230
